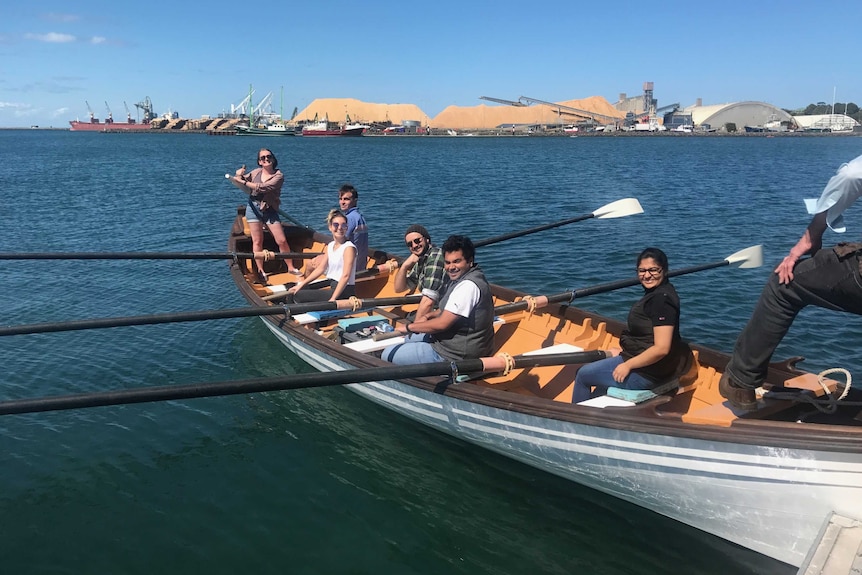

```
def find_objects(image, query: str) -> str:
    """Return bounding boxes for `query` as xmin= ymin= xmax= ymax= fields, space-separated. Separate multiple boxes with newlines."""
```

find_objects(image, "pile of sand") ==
xmin=291 ymin=96 xmax=625 ymax=130
xmin=291 ymin=98 xmax=428 ymax=126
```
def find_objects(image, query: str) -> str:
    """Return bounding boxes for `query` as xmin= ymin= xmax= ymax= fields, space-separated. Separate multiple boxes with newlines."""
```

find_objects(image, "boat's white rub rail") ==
xmin=447 ymin=407 xmax=862 ymax=478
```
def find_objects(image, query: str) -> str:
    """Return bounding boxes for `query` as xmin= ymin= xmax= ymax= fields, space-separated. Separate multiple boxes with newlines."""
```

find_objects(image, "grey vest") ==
xmin=432 ymin=265 xmax=495 ymax=360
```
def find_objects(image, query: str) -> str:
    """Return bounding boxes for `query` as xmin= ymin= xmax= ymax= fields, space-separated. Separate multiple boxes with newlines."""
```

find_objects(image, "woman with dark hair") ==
xmin=228 ymin=147 xmax=301 ymax=284
xmin=572 ymin=247 xmax=693 ymax=403
xmin=286 ymin=209 xmax=356 ymax=303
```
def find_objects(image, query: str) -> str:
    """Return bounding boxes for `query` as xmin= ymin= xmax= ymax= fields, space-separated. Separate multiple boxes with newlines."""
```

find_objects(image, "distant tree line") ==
xmin=784 ymin=102 xmax=862 ymax=123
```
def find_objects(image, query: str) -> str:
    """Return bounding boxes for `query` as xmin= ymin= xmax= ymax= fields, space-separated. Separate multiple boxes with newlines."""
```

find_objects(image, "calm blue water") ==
xmin=1 ymin=130 xmax=860 ymax=574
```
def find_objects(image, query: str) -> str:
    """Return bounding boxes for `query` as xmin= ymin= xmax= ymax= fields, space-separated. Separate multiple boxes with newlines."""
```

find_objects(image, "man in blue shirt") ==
xmin=338 ymin=184 xmax=368 ymax=272
xmin=721 ymin=154 xmax=862 ymax=411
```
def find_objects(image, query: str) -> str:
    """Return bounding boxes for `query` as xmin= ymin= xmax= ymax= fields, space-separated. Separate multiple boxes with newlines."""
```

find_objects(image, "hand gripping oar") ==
xmin=0 ymin=350 xmax=609 ymax=416
xmin=473 ymin=198 xmax=643 ymax=248
xmin=0 ymin=251 xmax=322 ymax=261
xmin=0 ymin=295 xmax=423 ymax=337
xmin=494 ymin=245 xmax=763 ymax=315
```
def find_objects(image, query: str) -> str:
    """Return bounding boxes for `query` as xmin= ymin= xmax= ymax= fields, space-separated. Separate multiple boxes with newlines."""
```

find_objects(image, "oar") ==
xmin=342 ymin=198 xmax=644 ymax=281
xmin=473 ymin=198 xmax=643 ymax=248
xmin=0 ymin=295 xmax=423 ymax=337
xmin=0 ymin=246 xmax=762 ymax=337
xmin=0 ymin=251 xmax=321 ymax=261
xmin=494 ymin=245 xmax=763 ymax=315
xmin=0 ymin=350 xmax=609 ymax=415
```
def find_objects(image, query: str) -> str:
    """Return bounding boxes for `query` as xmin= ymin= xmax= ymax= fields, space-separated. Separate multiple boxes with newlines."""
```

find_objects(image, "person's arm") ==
xmin=414 ymin=296 xmax=436 ymax=322
xmin=288 ymin=252 xmax=328 ymax=294
xmin=345 ymin=213 xmax=357 ymax=243
xmin=407 ymin=280 xmax=475 ymax=334
xmin=329 ymin=246 xmax=356 ymax=301
xmin=612 ymin=326 xmax=673 ymax=383
xmin=393 ymin=253 xmax=419 ymax=293
xmin=406 ymin=309 xmax=460 ymax=334
xmin=775 ymin=212 xmax=827 ymax=284
xmin=229 ymin=165 xmax=253 ymax=194
xmin=409 ymin=249 xmax=444 ymax=320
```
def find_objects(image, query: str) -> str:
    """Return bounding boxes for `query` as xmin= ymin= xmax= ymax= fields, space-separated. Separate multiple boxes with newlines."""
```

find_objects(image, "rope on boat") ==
xmin=767 ymin=367 xmax=856 ymax=416
xmin=348 ymin=296 xmax=362 ymax=312
xmin=449 ymin=361 xmax=459 ymax=383
xmin=497 ymin=352 xmax=515 ymax=376
xmin=817 ymin=368 xmax=852 ymax=401
xmin=386 ymin=259 xmax=399 ymax=274
xmin=262 ymin=249 xmax=275 ymax=261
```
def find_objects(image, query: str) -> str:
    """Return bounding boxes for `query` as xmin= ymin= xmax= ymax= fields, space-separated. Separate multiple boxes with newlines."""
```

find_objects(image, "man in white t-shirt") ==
xmin=382 ymin=235 xmax=495 ymax=364
xmin=721 ymin=154 xmax=862 ymax=411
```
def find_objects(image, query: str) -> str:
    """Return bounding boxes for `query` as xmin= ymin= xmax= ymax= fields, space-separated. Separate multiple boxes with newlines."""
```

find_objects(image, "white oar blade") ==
xmin=592 ymin=198 xmax=644 ymax=219
xmin=725 ymin=245 xmax=763 ymax=268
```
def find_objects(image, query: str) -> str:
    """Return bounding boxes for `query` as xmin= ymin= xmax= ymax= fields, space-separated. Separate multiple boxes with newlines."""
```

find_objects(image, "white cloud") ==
xmin=25 ymin=32 xmax=76 ymax=43
xmin=90 ymin=36 xmax=106 ymax=44
xmin=0 ymin=102 xmax=29 ymax=109
xmin=52 ymin=107 xmax=70 ymax=118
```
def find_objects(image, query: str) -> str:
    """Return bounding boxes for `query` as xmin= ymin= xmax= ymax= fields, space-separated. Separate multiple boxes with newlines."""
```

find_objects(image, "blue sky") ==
xmin=2 ymin=0 xmax=860 ymax=128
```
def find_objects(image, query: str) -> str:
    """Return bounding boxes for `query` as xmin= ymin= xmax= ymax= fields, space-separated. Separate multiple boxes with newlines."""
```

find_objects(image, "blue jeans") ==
xmin=726 ymin=247 xmax=862 ymax=388
xmin=572 ymin=356 xmax=656 ymax=403
xmin=382 ymin=333 xmax=446 ymax=365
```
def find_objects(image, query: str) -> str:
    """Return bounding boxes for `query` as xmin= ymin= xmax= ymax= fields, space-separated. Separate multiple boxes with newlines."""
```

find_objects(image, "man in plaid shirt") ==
xmin=394 ymin=224 xmax=446 ymax=321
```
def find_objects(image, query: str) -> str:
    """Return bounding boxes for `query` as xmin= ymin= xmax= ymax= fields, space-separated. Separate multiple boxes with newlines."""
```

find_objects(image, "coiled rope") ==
xmin=767 ymin=367 xmax=856 ymax=416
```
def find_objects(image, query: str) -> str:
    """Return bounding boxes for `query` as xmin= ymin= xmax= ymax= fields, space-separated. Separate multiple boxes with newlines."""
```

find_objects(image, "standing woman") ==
xmin=229 ymin=148 xmax=301 ymax=284
xmin=287 ymin=210 xmax=356 ymax=302
xmin=572 ymin=247 xmax=693 ymax=403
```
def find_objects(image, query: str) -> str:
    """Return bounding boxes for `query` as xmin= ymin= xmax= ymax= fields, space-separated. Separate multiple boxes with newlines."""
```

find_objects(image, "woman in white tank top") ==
xmin=287 ymin=209 xmax=357 ymax=303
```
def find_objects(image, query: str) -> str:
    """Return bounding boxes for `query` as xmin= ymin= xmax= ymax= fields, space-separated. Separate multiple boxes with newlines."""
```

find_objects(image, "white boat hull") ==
xmin=261 ymin=319 xmax=861 ymax=568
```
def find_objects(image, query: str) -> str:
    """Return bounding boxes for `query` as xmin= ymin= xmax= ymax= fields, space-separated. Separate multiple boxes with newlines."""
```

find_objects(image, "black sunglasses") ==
xmin=259 ymin=154 xmax=273 ymax=162
xmin=406 ymin=237 xmax=424 ymax=247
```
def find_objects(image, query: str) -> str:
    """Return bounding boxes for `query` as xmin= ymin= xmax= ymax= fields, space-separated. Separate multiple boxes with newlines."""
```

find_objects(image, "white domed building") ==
xmin=685 ymin=101 xmax=795 ymax=132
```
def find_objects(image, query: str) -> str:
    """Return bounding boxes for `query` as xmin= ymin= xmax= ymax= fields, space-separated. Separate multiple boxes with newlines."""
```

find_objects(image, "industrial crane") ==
xmin=123 ymin=101 xmax=135 ymax=123
xmin=230 ymin=90 xmax=255 ymax=118
xmin=134 ymin=97 xmax=155 ymax=123
xmin=85 ymin=100 xmax=98 ymax=123
xmin=104 ymin=101 xmax=113 ymax=124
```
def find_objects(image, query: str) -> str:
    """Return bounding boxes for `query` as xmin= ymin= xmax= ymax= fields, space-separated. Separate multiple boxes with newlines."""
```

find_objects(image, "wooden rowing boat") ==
xmin=227 ymin=207 xmax=862 ymax=569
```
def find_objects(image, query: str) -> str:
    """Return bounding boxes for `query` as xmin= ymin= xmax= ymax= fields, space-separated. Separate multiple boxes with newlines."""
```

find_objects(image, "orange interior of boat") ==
xmin=238 ymin=217 xmax=843 ymax=427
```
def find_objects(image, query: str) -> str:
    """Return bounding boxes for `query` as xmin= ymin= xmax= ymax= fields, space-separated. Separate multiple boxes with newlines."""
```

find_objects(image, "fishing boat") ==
xmin=224 ymin=204 xmax=862 ymax=570
xmin=235 ymin=123 xmax=296 ymax=136
xmin=301 ymin=113 xmax=367 ymax=137
xmin=235 ymin=86 xmax=296 ymax=136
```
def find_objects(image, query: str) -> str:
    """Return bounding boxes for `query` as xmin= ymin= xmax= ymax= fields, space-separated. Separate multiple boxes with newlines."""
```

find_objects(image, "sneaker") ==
xmin=253 ymin=271 xmax=268 ymax=285
xmin=719 ymin=372 xmax=757 ymax=411
xmin=288 ymin=268 xmax=303 ymax=276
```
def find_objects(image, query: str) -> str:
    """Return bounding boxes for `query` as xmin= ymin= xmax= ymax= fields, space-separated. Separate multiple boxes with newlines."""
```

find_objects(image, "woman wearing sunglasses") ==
xmin=286 ymin=209 xmax=356 ymax=303
xmin=229 ymin=148 xmax=301 ymax=284
xmin=571 ymin=247 xmax=693 ymax=403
